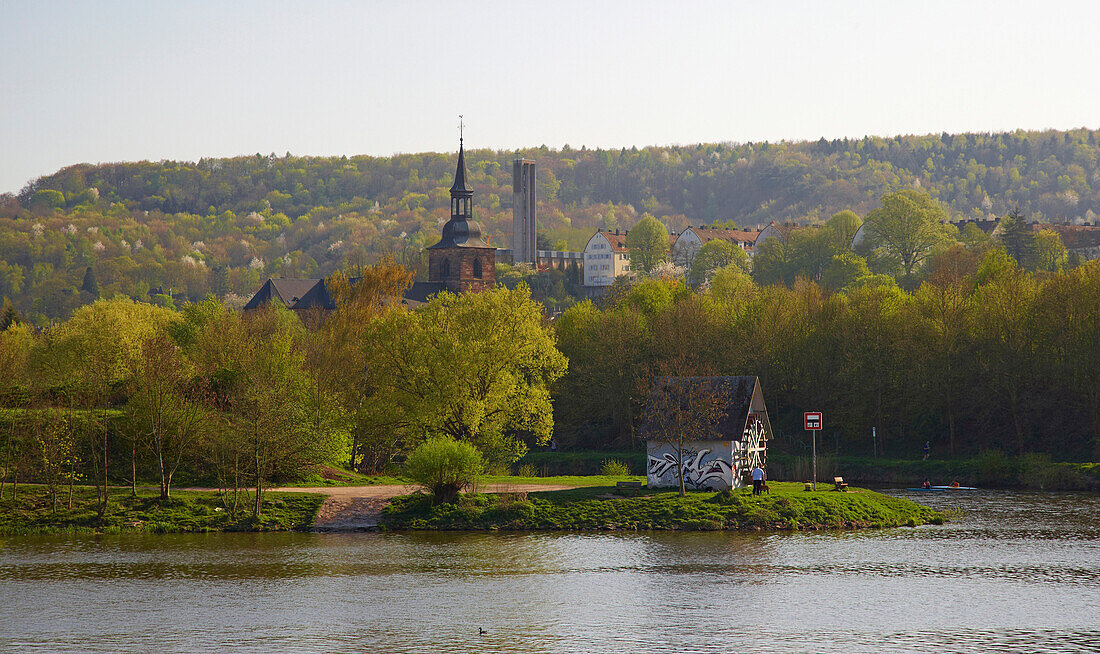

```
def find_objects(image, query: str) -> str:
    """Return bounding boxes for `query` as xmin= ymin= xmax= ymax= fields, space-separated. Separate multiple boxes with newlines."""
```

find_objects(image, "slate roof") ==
xmin=450 ymin=141 xmax=473 ymax=194
xmin=431 ymin=140 xmax=489 ymax=249
xmin=244 ymin=278 xmax=336 ymax=311
xmin=431 ymin=216 xmax=490 ymax=249
xmin=641 ymin=376 xmax=770 ymax=442
xmin=401 ymin=281 xmax=446 ymax=307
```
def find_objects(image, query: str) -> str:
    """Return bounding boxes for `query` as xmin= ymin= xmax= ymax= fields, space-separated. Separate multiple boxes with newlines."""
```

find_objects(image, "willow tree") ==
xmin=362 ymin=284 xmax=567 ymax=466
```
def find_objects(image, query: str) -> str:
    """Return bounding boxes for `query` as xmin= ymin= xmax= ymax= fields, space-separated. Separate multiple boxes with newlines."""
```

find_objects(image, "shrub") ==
xmin=600 ymin=459 xmax=630 ymax=476
xmin=404 ymin=436 xmax=485 ymax=504
xmin=517 ymin=463 xmax=538 ymax=478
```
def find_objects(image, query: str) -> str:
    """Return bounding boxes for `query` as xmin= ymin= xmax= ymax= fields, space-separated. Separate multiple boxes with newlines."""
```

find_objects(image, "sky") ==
xmin=2 ymin=0 xmax=1099 ymax=194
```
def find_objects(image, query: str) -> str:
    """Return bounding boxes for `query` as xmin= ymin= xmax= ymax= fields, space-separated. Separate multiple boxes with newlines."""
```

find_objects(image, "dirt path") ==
xmin=271 ymin=483 xmax=582 ymax=531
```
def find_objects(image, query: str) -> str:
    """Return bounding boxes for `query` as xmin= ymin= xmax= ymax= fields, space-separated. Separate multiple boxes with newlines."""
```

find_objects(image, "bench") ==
xmin=615 ymin=481 xmax=642 ymax=496
xmin=833 ymin=476 xmax=849 ymax=492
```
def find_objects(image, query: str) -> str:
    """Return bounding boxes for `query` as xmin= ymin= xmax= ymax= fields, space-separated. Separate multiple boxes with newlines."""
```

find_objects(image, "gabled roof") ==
xmin=590 ymin=228 xmax=678 ymax=253
xmin=401 ymin=281 xmax=446 ymax=307
xmin=641 ymin=376 xmax=770 ymax=442
xmin=244 ymin=278 xmax=336 ymax=311
xmin=682 ymin=226 xmax=758 ymax=246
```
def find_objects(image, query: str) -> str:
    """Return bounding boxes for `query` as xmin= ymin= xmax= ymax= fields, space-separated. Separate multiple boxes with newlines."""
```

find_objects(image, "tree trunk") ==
xmin=130 ymin=439 xmax=137 ymax=497
xmin=253 ymin=449 xmax=263 ymax=518
xmin=676 ymin=441 xmax=686 ymax=498
xmin=67 ymin=458 xmax=75 ymax=509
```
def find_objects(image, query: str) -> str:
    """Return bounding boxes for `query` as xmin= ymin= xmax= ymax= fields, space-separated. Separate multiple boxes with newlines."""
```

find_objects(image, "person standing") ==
xmin=922 ymin=441 xmax=931 ymax=460
xmin=751 ymin=464 xmax=765 ymax=496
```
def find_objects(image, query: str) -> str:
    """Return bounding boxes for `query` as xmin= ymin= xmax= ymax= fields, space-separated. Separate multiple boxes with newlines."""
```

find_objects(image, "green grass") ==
xmin=0 ymin=485 xmax=325 ymax=535
xmin=768 ymin=452 xmax=1100 ymax=490
xmin=476 ymin=474 xmax=645 ymax=487
xmin=381 ymin=481 xmax=944 ymax=532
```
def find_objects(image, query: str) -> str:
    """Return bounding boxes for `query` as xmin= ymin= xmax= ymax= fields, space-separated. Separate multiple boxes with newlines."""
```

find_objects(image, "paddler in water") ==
xmin=921 ymin=479 xmax=931 ymax=489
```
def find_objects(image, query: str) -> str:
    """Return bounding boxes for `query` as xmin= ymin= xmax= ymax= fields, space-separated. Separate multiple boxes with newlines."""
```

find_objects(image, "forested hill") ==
xmin=2 ymin=128 xmax=1099 ymax=323
xmin=17 ymin=128 xmax=1100 ymax=228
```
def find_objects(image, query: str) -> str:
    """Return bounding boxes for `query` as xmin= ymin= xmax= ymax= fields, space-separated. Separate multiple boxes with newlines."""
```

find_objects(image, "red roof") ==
xmin=689 ymin=227 xmax=758 ymax=245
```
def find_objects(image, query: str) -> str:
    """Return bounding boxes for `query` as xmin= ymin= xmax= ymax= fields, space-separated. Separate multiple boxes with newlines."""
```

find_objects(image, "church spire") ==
xmin=450 ymin=116 xmax=473 ymax=195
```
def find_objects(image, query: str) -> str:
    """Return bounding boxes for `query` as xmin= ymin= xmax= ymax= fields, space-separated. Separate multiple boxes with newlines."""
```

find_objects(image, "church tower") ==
xmin=427 ymin=134 xmax=495 ymax=293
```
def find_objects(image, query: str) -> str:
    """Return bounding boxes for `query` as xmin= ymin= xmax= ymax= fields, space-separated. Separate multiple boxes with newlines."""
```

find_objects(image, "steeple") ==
xmin=425 ymin=117 xmax=496 ymax=295
xmin=451 ymin=120 xmax=473 ymax=196
xmin=431 ymin=125 xmax=487 ymax=249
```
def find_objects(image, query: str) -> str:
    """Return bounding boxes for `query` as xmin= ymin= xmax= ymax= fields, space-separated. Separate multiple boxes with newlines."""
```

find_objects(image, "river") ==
xmin=0 ymin=490 xmax=1097 ymax=653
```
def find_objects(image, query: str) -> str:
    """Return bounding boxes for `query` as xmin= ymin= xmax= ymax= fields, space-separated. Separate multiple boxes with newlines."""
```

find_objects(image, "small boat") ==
xmin=932 ymin=485 xmax=977 ymax=490
xmin=906 ymin=487 xmax=946 ymax=491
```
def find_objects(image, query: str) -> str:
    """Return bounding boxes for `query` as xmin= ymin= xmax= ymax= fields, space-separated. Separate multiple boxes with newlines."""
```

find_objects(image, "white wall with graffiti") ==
xmin=646 ymin=441 xmax=736 ymax=491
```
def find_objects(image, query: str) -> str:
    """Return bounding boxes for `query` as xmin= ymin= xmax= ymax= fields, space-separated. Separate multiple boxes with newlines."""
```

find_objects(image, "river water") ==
xmin=0 ymin=490 xmax=1097 ymax=653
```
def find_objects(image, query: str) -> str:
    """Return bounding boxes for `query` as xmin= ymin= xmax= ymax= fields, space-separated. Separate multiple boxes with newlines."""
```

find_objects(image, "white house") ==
xmin=583 ymin=229 xmax=633 ymax=287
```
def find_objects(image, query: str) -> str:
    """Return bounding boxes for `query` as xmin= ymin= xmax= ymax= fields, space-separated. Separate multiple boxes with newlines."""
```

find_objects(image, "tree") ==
xmin=30 ymin=298 xmax=176 ymax=515
xmin=80 ymin=267 xmax=99 ymax=298
xmin=404 ymin=436 xmax=485 ymax=504
xmin=997 ymin=206 xmax=1036 ymax=269
xmin=641 ymin=373 xmax=730 ymax=497
xmin=863 ymin=190 xmax=950 ymax=284
xmin=362 ymin=284 xmax=567 ymax=466
xmin=188 ymin=302 xmax=339 ymax=518
xmin=31 ymin=410 xmax=79 ymax=511
xmin=688 ymin=240 xmax=749 ymax=288
xmin=822 ymin=252 xmax=872 ymax=291
xmin=307 ymin=260 xmax=413 ymax=473
xmin=824 ymin=210 xmax=862 ymax=251
xmin=1033 ymin=228 xmax=1067 ymax=272
xmin=128 ymin=333 xmax=209 ymax=499
xmin=626 ymin=213 xmax=670 ymax=275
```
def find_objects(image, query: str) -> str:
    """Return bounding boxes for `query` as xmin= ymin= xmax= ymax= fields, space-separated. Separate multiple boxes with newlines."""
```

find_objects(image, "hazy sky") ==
xmin=2 ymin=0 xmax=1098 ymax=194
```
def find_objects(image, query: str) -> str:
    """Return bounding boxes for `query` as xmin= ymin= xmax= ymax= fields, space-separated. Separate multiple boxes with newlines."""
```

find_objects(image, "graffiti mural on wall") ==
xmin=647 ymin=447 xmax=733 ymax=490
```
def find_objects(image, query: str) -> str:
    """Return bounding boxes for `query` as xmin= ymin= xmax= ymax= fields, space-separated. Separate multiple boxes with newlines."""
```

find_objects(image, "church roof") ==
xmin=431 ymin=139 xmax=489 ymax=249
xmin=430 ymin=217 xmax=490 ymax=249
xmin=243 ymin=278 xmax=336 ymax=311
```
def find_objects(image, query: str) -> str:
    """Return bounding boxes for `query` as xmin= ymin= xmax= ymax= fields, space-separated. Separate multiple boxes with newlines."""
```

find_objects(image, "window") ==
xmin=473 ymin=258 xmax=482 ymax=279
xmin=441 ymin=258 xmax=450 ymax=277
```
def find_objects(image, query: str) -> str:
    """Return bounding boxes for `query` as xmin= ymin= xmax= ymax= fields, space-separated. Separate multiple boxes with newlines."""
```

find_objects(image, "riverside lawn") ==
xmin=381 ymin=481 xmax=945 ymax=531
xmin=0 ymin=486 xmax=324 ymax=535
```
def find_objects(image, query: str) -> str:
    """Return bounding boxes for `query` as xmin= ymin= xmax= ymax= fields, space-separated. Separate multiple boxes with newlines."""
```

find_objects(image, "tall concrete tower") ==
xmin=512 ymin=159 xmax=536 ymax=264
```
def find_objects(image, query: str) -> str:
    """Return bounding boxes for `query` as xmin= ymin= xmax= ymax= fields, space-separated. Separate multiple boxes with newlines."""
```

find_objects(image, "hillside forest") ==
xmin=4 ymin=128 xmax=1100 ymax=325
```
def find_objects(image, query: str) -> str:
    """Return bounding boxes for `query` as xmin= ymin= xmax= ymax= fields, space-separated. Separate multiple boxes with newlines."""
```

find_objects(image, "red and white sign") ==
xmin=804 ymin=412 xmax=822 ymax=430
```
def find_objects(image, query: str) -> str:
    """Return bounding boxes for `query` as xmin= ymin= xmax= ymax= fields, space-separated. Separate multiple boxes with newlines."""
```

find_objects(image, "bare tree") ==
xmin=642 ymin=369 xmax=729 ymax=497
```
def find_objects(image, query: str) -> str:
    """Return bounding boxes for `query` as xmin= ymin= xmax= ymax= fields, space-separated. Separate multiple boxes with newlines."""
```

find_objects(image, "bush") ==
xmin=404 ymin=437 xmax=485 ymax=504
xmin=600 ymin=459 xmax=630 ymax=476
xmin=517 ymin=463 xmax=538 ymax=478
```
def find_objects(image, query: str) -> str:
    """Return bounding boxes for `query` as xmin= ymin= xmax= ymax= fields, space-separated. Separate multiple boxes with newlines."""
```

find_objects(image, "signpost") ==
xmin=805 ymin=412 xmax=822 ymax=491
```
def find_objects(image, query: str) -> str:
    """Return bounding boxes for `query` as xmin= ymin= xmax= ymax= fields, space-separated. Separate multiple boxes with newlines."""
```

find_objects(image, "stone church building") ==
xmin=246 ymin=138 xmax=494 ymax=312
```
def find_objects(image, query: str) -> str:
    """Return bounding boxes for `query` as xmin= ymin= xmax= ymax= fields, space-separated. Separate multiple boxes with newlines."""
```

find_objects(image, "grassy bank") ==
xmin=768 ymin=452 xmax=1100 ymax=491
xmin=380 ymin=481 xmax=944 ymax=532
xmin=0 ymin=485 xmax=324 ymax=535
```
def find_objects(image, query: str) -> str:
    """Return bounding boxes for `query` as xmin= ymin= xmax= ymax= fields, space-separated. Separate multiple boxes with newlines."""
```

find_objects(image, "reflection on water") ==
xmin=0 ymin=491 xmax=1097 ymax=653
